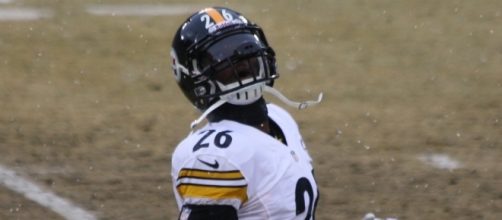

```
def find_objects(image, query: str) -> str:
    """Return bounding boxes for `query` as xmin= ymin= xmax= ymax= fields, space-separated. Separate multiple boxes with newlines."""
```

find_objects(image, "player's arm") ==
xmin=174 ymin=157 xmax=247 ymax=220
xmin=179 ymin=204 xmax=237 ymax=220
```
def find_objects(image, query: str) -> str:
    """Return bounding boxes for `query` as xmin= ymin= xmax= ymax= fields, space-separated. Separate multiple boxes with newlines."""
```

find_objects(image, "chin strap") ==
xmin=264 ymin=86 xmax=323 ymax=110
xmin=190 ymin=99 xmax=227 ymax=130
xmin=189 ymin=86 xmax=323 ymax=130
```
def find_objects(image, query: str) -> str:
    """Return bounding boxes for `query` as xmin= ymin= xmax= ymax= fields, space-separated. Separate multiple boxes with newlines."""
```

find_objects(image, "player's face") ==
xmin=197 ymin=33 xmax=265 ymax=84
xmin=214 ymin=57 xmax=261 ymax=85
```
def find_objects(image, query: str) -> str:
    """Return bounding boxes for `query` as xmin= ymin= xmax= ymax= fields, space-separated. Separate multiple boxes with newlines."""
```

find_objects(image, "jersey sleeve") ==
xmin=172 ymin=154 xmax=248 ymax=211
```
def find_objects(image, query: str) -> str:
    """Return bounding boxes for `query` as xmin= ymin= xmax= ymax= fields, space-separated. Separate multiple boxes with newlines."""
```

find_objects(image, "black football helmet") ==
xmin=171 ymin=7 xmax=278 ymax=111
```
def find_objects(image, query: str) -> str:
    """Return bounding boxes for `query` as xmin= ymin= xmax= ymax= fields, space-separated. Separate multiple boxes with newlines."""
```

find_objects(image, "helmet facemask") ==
xmin=211 ymin=52 xmax=268 ymax=105
xmin=192 ymin=33 xmax=276 ymax=107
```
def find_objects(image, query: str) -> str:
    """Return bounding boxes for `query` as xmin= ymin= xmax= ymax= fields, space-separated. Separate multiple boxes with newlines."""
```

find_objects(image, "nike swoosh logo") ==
xmin=197 ymin=158 xmax=219 ymax=169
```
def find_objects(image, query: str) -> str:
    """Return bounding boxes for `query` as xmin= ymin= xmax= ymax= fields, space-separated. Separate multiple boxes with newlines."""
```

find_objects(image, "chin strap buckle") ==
xmin=264 ymin=86 xmax=323 ymax=110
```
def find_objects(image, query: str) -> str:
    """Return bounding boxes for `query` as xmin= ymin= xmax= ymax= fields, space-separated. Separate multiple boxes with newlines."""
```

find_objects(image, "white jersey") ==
xmin=171 ymin=104 xmax=319 ymax=220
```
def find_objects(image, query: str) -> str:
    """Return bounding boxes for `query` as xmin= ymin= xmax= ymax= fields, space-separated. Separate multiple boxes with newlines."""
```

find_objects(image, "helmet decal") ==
xmin=201 ymin=8 xmax=225 ymax=25
xmin=208 ymin=19 xmax=245 ymax=34
xmin=200 ymin=8 xmax=245 ymax=34
xmin=170 ymin=48 xmax=186 ymax=82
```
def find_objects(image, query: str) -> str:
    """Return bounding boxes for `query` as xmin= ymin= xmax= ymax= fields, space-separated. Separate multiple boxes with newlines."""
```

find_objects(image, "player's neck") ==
xmin=207 ymin=98 xmax=269 ymax=130
xmin=257 ymin=120 xmax=271 ymax=134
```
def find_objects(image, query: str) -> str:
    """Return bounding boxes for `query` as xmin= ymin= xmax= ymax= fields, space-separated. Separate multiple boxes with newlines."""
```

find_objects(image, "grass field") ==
xmin=1 ymin=0 xmax=501 ymax=219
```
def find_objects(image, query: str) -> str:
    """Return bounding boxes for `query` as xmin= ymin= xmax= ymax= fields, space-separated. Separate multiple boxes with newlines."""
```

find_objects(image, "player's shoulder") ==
xmin=266 ymin=103 xmax=299 ymax=130
xmin=175 ymin=120 xmax=264 ymax=149
xmin=171 ymin=121 xmax=290 ymax=209
xmin=266 ymin=103 xmax=292 ymax=119
xmin=172 ymin=121 xmax=278 ymax=166
xmin=172 ymin=128 xmax=249 ymax=210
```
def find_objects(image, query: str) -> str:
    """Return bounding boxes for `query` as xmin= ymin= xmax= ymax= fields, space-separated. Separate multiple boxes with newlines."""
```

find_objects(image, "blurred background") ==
xmin=1 ymin=0 xmax=501 ymax=219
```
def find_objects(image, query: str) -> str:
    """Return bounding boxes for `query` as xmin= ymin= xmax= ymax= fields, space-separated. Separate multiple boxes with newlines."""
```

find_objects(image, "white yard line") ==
xmin=0 ymin=164 xmax=97 ymax=220
xmin=418 ymin=153 xmax=462 ymax=170
xmin=0 ymin=0 xmax=14 ymax=4
xmin=0 ymin=8 xmax=52 ymax=21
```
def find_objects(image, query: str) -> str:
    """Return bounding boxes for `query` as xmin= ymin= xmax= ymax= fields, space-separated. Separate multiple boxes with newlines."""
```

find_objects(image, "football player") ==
xmin=170 ymin=7 xmax=322 ymax=220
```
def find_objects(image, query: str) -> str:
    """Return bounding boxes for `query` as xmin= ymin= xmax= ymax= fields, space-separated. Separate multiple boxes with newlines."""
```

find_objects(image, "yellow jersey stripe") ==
xmin=204 ymin=8 xmax=225 ymax=24
xmin=177 ymin=184 xmax=248 ymax=203
xmin=178 ymin=169 xmax=244 ymax=180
